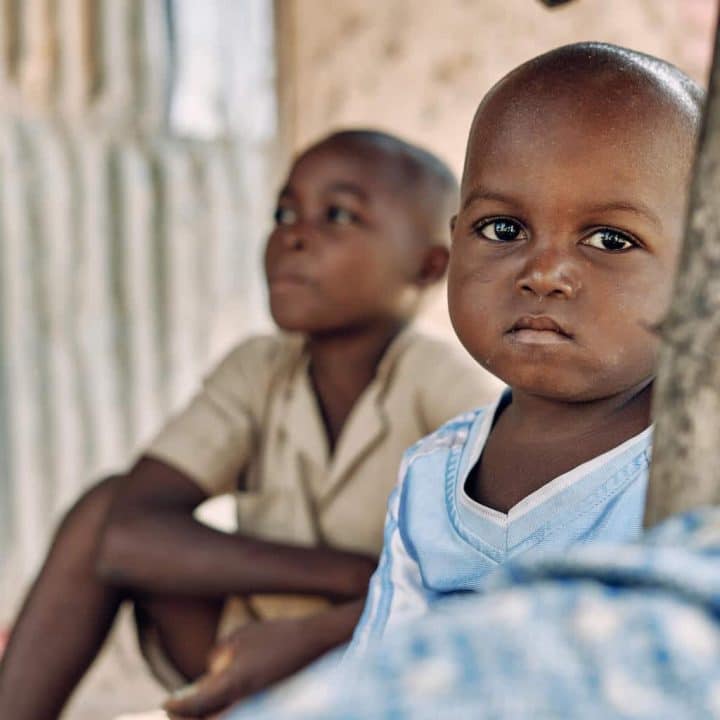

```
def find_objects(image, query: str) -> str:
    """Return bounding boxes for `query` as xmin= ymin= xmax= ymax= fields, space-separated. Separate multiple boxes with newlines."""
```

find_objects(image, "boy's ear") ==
xmin=416 ymin=245 xmax=450 ymax=286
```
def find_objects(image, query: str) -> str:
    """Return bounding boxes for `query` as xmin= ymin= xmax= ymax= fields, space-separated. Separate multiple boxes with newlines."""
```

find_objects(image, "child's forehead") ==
xmin=464 ymin=59 xmax=696 ymax=185
xmin=463 ymin=81 xmax=689 ymax=197
xmin=290 ymin=142 xmax=389 ymax=184
xmin=284 ymin=142 xmax=416 ymax=208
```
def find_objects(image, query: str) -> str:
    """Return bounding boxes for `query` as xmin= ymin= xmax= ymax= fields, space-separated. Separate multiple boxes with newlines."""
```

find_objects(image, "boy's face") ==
xmin=449 ymin=87 xmax=688 ymax=402
xmin=265 ymin=141 xmax=425 ymax=334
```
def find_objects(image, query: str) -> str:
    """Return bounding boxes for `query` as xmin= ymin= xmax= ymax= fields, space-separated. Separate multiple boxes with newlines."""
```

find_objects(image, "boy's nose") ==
xmin=279 ymin=224 xmax=308 ymax=251
xmin=516 ymin=250 xmax=581 ymax=300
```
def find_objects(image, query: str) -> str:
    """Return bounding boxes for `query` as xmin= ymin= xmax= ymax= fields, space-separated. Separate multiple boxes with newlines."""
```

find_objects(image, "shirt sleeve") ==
xmin=415 ymin=337 xmax=504 ymax=433
xmin=346 ymin=455 xmax=432 ymax=656
xmin=145 ymin=336 xmax=278 ymax=497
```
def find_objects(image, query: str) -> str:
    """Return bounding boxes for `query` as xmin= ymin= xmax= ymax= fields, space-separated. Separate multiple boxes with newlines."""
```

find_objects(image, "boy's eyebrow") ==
xmin=277 ymin=182 xmax=370 ymax=202
xmin=326 ymin=181 xmax=369 ymax=201
xmin=580 ymin=201 xmax=663 ymax=230
xmin=461 ymin=187 xmax=516 ymax=211
xmin=462 ymin=188 xmax=663 ymax=229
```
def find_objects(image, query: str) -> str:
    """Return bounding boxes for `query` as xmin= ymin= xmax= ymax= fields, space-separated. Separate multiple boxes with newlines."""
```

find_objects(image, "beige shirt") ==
xmin=148 ymin=328 xmax=501 ymax=557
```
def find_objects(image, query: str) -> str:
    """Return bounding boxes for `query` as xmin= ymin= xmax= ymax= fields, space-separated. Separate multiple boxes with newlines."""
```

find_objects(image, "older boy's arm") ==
xmin=164 ymin=599 xmax=364 ymax=718
xmin=96 ymin=457 xmax=375 ymax=599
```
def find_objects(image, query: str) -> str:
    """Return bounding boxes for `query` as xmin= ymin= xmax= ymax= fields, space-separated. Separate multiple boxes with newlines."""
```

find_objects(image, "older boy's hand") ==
xmin=163 ymin=618 xmax=315 ymax=717
xmin=163 ymin=600 xmax=364 ymax=718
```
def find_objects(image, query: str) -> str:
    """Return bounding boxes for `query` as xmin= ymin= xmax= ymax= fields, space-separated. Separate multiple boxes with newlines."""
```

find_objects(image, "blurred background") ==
xmin=0 ymin=0 xmax=716 ymax=716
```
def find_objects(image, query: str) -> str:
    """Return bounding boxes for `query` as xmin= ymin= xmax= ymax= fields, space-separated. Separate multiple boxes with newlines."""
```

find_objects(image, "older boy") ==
xmin=351 ymin=43 xmax=704 ymax=653
xmin=0 ymin=130 xmax=499 ymax=720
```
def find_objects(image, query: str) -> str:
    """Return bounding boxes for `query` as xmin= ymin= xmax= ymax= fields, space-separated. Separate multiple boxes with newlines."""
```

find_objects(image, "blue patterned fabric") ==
xmin=225 ymin=508 xmax=720 ymax=720
xmin=351 ymin=393 xmax=653 ymax=653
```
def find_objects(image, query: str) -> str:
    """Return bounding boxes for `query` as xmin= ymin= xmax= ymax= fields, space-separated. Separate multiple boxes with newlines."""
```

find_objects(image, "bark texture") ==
xmin=644 ymin=12 xmax=720 ymax=527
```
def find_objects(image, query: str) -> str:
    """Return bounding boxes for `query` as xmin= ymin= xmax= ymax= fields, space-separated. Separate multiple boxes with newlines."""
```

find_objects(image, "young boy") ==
xmin=0 ymin=130 xmax=500 ymax=720
xmin=351 ymin=43 xmax=704 ymax=653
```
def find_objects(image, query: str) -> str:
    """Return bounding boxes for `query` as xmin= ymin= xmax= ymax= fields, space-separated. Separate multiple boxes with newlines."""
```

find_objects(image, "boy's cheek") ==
xmin=448 ymin=246 xmax=498 ymax=284
xmin=449 ymin=307 xmax=498 ymax=365
xmin=623 ymin=284 xmax=673 ymax=342
xmin=448 ymin=279 xmax=497 ymax=335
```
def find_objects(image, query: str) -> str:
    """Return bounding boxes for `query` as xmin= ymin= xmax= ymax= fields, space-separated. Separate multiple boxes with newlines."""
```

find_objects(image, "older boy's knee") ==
xmin=62 ymin=475 xmax=122 ymax=528
xmin=50 ymin=476 xmax=124 ymax=566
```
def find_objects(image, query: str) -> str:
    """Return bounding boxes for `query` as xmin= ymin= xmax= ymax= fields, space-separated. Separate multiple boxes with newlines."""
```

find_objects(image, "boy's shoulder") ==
xmin=195 ymin=333 xmax=308 ymax=413
xmin=222 ymin=328 xmax=479 ymax=384
xmin=391 ymin=329 xmax=503 ymax=412
xmin=401 ymin=404 xmax=488 ymax=472
xmin=227 ymin=329 xmax=466 ymax=372
xmin=224 ymin=331 xmax=303 ymax=361
xmin=213 ymin=332 xmax=305 ymax=380
xmin=398 ymin=329 xmax=477 ymax=370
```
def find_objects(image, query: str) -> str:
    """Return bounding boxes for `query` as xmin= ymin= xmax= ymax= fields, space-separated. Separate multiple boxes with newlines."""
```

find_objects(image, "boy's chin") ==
xmin=269 ymin=304 xmax=318 ymax=333
xmin=499 ymin=372 xmax=645 ymax=404
xmin=272 ymin=318 xmax=317 ymax=334
xmin=271 ymin=313 xmax=343 ymax=336
xmin=489 ymin=365 xmax=611 ymax=403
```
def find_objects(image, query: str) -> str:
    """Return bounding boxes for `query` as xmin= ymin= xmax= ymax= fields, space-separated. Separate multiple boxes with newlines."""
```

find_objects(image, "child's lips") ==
xmin=268 ymin=271 xmax=313 ymax=290
xmin=507 ymin=315 xmax=573 ymax=344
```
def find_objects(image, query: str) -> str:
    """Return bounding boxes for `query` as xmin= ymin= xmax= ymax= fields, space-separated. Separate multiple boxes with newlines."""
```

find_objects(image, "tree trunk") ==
xmin=644 ymin=7 xmax=720 ymax=527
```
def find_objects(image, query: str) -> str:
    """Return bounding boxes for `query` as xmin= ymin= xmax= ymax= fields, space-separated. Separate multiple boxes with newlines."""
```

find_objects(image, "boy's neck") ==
xmin=504 ymin=378 xmax=655 ymax=440
xmin=467 ymin=378 xmax=655 ymax=514
xmin=306 ymin=318 xmax=410 ymax=451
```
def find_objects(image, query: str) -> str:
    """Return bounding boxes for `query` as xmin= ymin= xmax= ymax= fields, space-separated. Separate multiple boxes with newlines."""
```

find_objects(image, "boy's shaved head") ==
xmin=492 ymin=41 xmax=704 ymax=120
xmin=465 ymin=42 xmax=703 ymax=189
xmin=307 ymin=129 xmax=459 ymax=246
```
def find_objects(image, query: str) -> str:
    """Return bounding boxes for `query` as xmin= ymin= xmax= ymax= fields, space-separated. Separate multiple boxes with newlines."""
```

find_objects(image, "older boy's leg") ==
xmin=0 ymin=477 xmax=125 ymax=720
xmin=0 ymin=478 xmax=222 ymax=720
xmin=135 ymin=595 xmax=224 ymax=684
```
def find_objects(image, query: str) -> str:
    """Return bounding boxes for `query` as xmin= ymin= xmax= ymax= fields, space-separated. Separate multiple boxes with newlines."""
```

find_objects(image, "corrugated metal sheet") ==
xmin=0 ymin=0 xmax=276 ymax=614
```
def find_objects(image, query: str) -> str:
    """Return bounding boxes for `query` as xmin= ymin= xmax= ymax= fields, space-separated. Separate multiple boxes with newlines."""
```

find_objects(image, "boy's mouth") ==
xmin=507 ymin=315 xmax=573 ymax=345
xmin=267 ymin=269 xmax=314 ymax=289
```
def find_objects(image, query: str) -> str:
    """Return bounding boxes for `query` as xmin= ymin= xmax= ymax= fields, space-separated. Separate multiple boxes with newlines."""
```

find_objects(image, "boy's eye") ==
xmin=274 ymin=206 xmax=297 ymax=226
xmin=474 ymin=218 xmax=526 ymax=243
xmin=327 ymin=205 xmax=358 ymax=225
xmin=581 ymin=229 xmax=637 ymax=252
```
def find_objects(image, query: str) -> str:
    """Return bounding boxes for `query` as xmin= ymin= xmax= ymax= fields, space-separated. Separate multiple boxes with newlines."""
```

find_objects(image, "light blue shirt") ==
xmin=227 ymin=508 xmax=720 ymax=720
xmin=350 ymin=392 xmax=653 ymax=654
